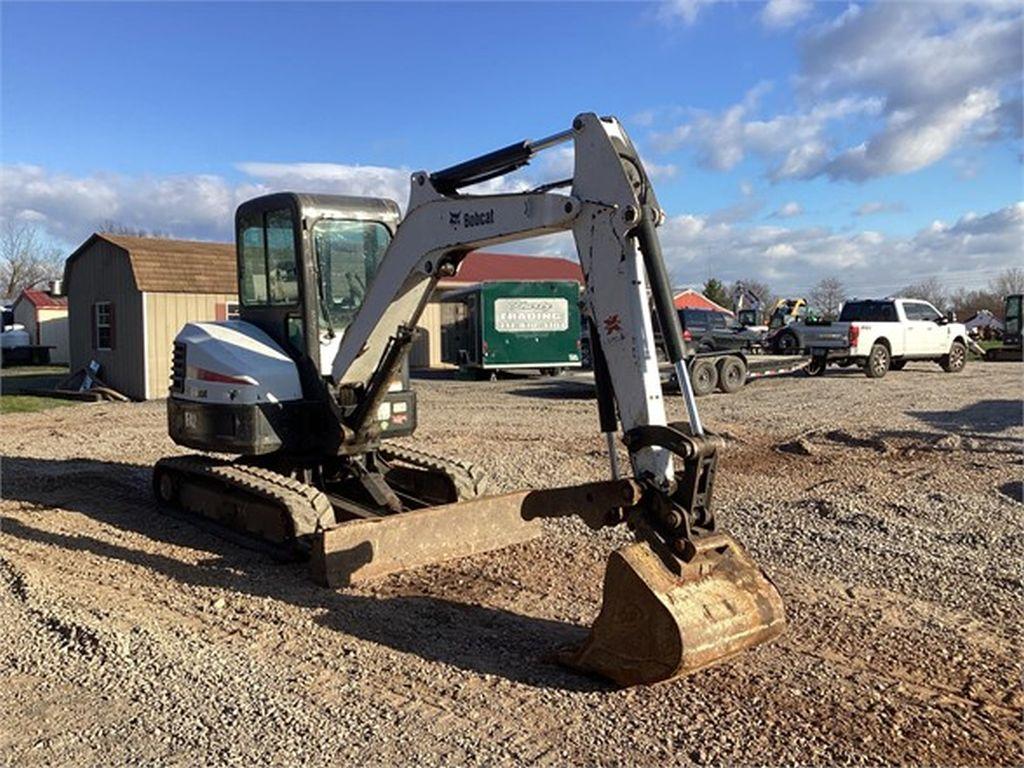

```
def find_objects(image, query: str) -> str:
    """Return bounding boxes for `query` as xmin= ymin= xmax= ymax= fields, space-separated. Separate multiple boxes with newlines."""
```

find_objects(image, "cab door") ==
xmin=311 ymin=218 xmax=392 ymax=375
xmin=902 ymin=301 xmax=945 ymax=355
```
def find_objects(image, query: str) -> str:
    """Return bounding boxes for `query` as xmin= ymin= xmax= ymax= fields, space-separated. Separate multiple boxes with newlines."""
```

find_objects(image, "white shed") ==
xmin=12 ymin=288 xmax=69 ymax=364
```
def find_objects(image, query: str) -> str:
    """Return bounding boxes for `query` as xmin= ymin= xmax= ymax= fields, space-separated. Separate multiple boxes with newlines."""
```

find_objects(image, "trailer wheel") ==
xmin=806 ymin=356 xmax=827 ymax=377
xmin=717 ymin=357 xmax=746 ymax=393
xmin=690 ymin=359 xmax=719 ymax=396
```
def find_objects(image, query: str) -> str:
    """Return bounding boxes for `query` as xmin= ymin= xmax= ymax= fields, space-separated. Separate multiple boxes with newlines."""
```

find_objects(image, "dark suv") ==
xmin=678 ymin=309 xmax=761 ymax=353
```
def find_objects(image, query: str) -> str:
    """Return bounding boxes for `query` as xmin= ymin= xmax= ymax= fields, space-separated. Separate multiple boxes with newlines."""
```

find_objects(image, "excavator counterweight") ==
xmin=155 ymin=113 xmax=785 ymax=687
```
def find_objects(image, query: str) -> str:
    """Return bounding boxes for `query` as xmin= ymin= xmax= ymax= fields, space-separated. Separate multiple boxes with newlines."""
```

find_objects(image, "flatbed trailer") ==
xmin=663 ymin=351 xmax=812 ymax=396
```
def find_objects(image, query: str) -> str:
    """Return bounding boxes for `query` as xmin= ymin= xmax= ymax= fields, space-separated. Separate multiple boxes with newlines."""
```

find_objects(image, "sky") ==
xmin=1 ymin=0 xmax=1021 ymax=297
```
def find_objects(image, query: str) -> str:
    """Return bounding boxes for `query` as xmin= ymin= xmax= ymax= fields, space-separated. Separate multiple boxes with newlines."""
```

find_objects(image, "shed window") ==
xmin=93 ymin=302 xmax=114 ymax=350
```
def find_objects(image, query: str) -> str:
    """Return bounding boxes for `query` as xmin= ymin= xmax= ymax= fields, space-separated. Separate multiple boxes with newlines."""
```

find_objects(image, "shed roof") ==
xmin=673 ymin=288 xmax=733 ymax=315
xmin=66 ymin=233 xmax=237 ymax=294
xmin=442 ymin=252 xmax=583 ymax=286
xmin=64 ymin=234 xmax=582 ymax=295
xmin=16 ymin=289 xmax=68 ymax=309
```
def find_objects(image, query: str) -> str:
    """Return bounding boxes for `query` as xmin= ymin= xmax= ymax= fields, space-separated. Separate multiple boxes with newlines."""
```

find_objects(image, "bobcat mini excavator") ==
xmin=154 ymin=113 xmax=785 ymax=686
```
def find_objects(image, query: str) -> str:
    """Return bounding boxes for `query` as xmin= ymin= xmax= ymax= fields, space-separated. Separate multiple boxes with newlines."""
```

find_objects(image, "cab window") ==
xmin=313 ymin=220 xmax=391 ymax=328
xmin=904 ymin=302 xmax=940 ymax=322
xmin=238 ymin=207 xmax=299 ymax=306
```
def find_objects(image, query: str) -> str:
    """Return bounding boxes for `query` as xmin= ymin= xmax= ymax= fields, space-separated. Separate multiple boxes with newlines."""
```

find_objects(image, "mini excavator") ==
xmin=154 ymin=113 xmax=785 ymax=686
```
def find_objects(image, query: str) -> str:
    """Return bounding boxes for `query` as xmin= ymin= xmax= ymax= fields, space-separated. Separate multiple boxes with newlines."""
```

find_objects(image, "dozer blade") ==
xmin=563 ymin=532 xmax=785 ymax=686
xmin=310 ymin=491 xmax=541 ymax=587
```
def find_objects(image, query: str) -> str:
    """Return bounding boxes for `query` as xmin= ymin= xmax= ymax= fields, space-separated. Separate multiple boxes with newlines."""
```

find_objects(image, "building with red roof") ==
xmin=12 ymin=286 xmax=69 ymax=363
xmin=672 ymin=288 xmax=733 ymax=316
xmin=438 ymin=251 xmax=583 ymax=288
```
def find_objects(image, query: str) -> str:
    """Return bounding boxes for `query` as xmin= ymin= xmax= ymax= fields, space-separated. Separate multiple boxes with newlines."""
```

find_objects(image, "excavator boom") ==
xmin=310 ymin=113 xmax=786 ymax=684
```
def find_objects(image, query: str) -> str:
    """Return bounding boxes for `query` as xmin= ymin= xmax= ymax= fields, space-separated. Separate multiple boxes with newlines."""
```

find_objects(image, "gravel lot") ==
xmin=1 ymin=361 xmax=1021 ymax=766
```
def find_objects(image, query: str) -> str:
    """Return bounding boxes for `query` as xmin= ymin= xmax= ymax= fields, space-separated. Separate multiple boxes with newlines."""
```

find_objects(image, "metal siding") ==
xmin=145 ymin=292 xmax=237 ymax=398
xmin=67 ymin=241 xmax=146 ymax=398
xmin=410 ymin=300 xmax=444 ymax=368
xmin=37 ymin=308 xmax=69 ymax=363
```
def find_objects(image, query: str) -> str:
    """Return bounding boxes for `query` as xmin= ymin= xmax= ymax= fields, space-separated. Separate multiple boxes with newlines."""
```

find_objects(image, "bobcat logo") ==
xmin=449 ymin=211 xmax=461 ymax=228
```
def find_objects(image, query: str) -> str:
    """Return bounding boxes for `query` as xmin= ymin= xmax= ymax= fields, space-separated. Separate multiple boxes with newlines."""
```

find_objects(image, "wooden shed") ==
xmin=12 ymin=288 xmax=69 ymax=363
xmin=64 ymin=233 xmax=238 ymax=400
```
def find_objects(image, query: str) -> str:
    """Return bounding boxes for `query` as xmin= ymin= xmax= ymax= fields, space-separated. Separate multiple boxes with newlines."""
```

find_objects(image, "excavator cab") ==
xmin=234 ymin=193 xmax=400 ymax=379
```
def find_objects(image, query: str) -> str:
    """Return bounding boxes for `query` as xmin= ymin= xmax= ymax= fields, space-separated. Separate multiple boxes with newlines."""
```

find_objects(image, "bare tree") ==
xmin=0 ymin=221 xmax=64 ymax=299
xmin=98 ymin=219 xmax=172 ymax=239
xmin=726 ymin=279 xmax=773 ymax=308
xmin=949 ymin=287 xmax=1002 ymax=320
xmin=990 ymin=267 xmax=1024 ymax=298
xmin=900 ymin=276 xmax=948 ymax=310
xmin=810 ymin=276 xmax=846 ymax=319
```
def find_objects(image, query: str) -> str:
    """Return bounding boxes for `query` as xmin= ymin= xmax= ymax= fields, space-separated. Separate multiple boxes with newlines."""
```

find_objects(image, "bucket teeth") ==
xmin=562 ymin=534 xmax=785 ymax=686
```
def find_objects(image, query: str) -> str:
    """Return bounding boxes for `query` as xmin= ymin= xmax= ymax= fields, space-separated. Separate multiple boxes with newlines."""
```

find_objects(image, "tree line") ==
xmin=1 ymin=220 xmax=171 ymax=299
xmin=697 ymin=269 xmax=1024 ymax=322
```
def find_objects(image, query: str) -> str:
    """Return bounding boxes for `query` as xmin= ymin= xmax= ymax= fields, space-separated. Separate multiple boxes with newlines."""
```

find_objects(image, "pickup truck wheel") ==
xmin=940 ymin=341 xmax=967 ymax=373
xmin=775 ymin=331 xmax=799 ymax=354
xmin=865 ymin=343 xmax=890 ymax=378
xmin=890 ymin=360 xmax=907 ymax=371
xmin=717 ymin=357 xmax=746 ymax=393
xmin=689 ymin=359 xmax=719 ymax=396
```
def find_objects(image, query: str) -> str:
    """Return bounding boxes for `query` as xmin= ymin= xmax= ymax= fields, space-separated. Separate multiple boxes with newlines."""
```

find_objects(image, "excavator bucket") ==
xmin=563 ymin=532 xmax=785 ymax=686
xmin=310 ymin=479 xmax=784 ymax=688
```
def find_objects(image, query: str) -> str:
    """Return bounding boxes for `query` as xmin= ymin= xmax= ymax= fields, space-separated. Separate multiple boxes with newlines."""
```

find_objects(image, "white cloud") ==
xmin=775 ymin=201 xmax=803 ymax=218
xmin=761 ymin=0 xmax=812 ymax=29
xmin=511 ymin=204 xmax=1024 ymax=295
xmin=235 ymin=162 xmax=411 ymax=204
xmin=855 ymin=201 xmax=906 ymax=217
xmin=652 ymin=201 xmax=1024 ymax=293
xmin=658 ymin=0 xmax=717 ymax=26
xmin=647 ymin=3 xmax=1023 ymax=182
xmin=826 ymin=88 xmax=1001 ymax=181
xmin=4 ymin=162 xmax=1019 ymax=294
xmin=652 ymin=86 xmax=882 ymax=180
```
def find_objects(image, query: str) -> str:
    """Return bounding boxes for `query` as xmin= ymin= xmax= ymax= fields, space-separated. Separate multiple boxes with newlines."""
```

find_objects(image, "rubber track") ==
xmin=155 ymin=455 xmax=334 ymax=537
xmin=378 ymin=444 xmax=490 ymax=500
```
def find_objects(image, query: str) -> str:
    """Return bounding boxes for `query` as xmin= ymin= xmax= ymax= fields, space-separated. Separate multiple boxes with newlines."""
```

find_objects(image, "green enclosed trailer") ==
xmin=441 ymin=280 xmax=582 ymax=374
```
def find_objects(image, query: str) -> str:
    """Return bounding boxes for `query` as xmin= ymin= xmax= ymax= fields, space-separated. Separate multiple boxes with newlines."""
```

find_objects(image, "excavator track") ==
xmin=153 ymin=455 xmax=335 ymax=559
xmin=378 ymin=444 xmax=490 ymax=500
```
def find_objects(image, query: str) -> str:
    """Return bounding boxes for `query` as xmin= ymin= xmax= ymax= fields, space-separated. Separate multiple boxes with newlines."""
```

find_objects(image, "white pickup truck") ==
xmin=809 ymin=298 xmax=969 ymax=378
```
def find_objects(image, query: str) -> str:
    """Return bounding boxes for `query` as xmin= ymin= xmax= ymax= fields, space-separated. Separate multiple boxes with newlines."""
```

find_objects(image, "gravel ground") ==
xmin=1 ymin=361 xmax=1021 ymax=766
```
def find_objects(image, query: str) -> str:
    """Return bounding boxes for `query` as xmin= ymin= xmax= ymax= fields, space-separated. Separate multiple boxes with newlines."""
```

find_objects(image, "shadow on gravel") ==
xmin=0 ymin=455 xmax=605 ymax=692
xmin=509 ymin=382 xmax=597 ymax=401
xmin=910 ymin=399 xmax=1022 ymax=434
xmin=998 ymin=481 xmax=1023 ymax=504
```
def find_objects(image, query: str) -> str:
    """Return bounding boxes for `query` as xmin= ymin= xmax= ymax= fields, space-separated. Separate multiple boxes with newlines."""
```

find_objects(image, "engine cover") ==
xmin=171 ymin=320 xmax=303 ymax=406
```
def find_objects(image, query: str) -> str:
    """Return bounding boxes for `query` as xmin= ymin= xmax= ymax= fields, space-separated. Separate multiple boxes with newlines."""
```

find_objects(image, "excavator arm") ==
xmin=314 ymin=114 xmax=785 ymax=686
xmin=332 ymin=113 xmax=698 ymax=491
